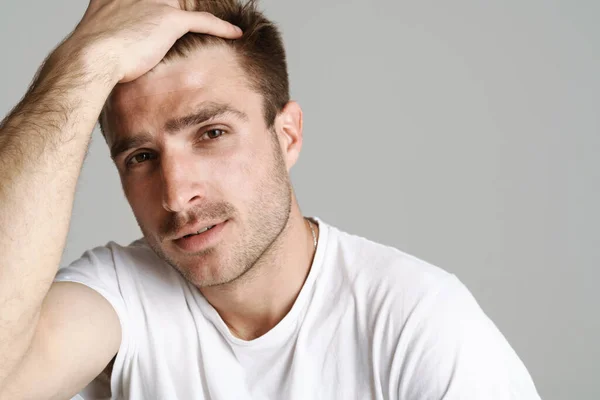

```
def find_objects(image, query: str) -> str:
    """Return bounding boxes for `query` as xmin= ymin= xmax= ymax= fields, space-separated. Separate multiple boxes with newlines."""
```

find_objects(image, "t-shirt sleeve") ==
xmin=54 ymin=245 xmax=128 ymax=330
xmin=394 ymin=275 xmax=541 ymax=400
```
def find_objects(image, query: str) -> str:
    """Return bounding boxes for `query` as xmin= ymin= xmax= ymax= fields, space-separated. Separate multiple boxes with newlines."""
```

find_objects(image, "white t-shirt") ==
xmin=55 ymin=218 xmax=541 ymax=400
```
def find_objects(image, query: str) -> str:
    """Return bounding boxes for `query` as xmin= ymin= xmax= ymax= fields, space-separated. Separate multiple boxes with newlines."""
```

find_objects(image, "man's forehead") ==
xmin=106 ymin=46 xmax=247 ymax=110
xmin=102 ymin=45 xmax=259 ymax=145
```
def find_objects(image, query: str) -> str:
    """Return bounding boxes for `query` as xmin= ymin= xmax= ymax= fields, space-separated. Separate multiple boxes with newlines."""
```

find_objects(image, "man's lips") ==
xmin=171 ymin=220 xmax=228 ymax=253
xmin=172 ymin=220 xmax=227 ymax=240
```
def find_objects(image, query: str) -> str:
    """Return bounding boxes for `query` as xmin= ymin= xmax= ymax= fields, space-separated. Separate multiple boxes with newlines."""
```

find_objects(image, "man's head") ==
xmin=101 ymin=0 xmax=304 ymax=288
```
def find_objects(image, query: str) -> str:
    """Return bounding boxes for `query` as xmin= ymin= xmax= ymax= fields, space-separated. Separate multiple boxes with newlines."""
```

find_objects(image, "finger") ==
xmin=176 ymin=10 xmax=243 ymax=39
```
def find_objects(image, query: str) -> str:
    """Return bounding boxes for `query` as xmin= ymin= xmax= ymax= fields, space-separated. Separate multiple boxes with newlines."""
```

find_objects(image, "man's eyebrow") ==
xmin=110 ymin=131 xmax=153 ymax=160
xmin=163 ymin=102 xmax=248 ymax=133
xmin=109 ymin=102 xmax=248 ymax=160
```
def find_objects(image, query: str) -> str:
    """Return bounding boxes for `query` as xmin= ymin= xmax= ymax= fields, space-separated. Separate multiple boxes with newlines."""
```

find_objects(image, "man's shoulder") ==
xmin=321 ymin=221 xmax=470 ymax=347
xmin=318 ymin=221 xmax=541 ymax=399
xmin=55 ymin=237 xmax=170 ymax=286
xmin=68 ymin=237 xmax=157 ymax=266
xmin=323 ymin=221 xmax=453 ymax=297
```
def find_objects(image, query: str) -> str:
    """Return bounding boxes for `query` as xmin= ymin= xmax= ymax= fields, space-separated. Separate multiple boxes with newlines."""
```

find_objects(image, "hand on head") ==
xmin=69 ymin=0 xmax=243 ymax=83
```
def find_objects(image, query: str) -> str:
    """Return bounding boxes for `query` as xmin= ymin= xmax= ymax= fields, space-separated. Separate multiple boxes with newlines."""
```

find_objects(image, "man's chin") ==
xmin=167 ymin=252 xmax=235 ymax=286
xmin=147 ymin=241 xmax=223 ymax=283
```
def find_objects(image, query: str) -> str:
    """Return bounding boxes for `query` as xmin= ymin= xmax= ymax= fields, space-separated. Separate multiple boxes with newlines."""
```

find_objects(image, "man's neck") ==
xmin=199 ymin=206 xmax=318 ymax=341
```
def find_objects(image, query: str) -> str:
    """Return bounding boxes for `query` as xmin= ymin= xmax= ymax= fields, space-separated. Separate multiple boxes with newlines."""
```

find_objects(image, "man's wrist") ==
xmin=52 ymin=35 xmax=123 ymax=90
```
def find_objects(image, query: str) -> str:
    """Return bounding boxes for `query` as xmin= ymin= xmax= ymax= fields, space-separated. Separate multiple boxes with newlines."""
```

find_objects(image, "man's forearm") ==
xmin=0 ymin=40 xmax=117 ymax=384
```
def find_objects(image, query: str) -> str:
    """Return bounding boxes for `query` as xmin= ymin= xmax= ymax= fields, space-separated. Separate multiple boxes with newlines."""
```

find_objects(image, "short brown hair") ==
xmin=99 ymin=0 xmax=289 ymax=136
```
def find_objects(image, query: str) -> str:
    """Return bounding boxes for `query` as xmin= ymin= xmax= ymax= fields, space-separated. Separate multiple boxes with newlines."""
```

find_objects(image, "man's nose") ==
xmin=160 ymin=152 xmax=204 ymax=213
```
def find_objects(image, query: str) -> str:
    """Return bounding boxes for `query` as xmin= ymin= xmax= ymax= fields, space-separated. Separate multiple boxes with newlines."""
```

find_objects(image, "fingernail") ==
xmin=236 ymin=26 xmax=243 ymax=34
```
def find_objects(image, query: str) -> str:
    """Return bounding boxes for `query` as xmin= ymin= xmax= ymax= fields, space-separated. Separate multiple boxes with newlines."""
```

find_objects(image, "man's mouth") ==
xmin=172 ymin=220 xmax=228 ymax=253
xmin=183 ymin=225 xmax=216 ymax=238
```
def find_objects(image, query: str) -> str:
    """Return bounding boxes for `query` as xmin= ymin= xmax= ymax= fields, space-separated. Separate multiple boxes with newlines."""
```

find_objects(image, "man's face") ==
xmin=104 ymin=46 xmax=293 ymax=287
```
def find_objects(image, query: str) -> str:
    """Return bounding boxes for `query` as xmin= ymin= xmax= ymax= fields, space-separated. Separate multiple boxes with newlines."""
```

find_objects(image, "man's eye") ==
xmin=204 ymin=129 xmax=225 ymax=140
xmin=127 ymin=152 xmax=155 ymax=166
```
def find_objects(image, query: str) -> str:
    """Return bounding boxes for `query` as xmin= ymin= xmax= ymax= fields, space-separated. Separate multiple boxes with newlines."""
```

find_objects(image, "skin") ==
xmin=104 ymin=45 xmax=319 ymax=340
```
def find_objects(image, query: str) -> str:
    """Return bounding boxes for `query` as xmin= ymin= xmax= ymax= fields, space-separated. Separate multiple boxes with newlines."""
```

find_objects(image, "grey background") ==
xmin=1 ymin=1 xmax=598 ymax=399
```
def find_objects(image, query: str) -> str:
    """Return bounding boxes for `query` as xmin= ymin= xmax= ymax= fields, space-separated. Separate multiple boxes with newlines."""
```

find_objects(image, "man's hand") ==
xmin=67 ymin=0 xmax=242 ymax=83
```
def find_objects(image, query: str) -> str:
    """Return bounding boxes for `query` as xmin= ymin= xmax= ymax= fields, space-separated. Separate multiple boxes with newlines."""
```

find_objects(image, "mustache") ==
xmin=159 ymin=202 xmax=236 ymax=239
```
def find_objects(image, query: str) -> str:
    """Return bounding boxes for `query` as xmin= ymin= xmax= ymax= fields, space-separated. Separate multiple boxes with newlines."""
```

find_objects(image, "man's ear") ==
xmin=274 ymin=101 xmax=303 ymax=171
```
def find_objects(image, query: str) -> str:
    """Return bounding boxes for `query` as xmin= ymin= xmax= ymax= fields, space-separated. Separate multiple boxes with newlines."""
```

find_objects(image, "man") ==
xmin=0 ymin=0 xmax=541 ymax=399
